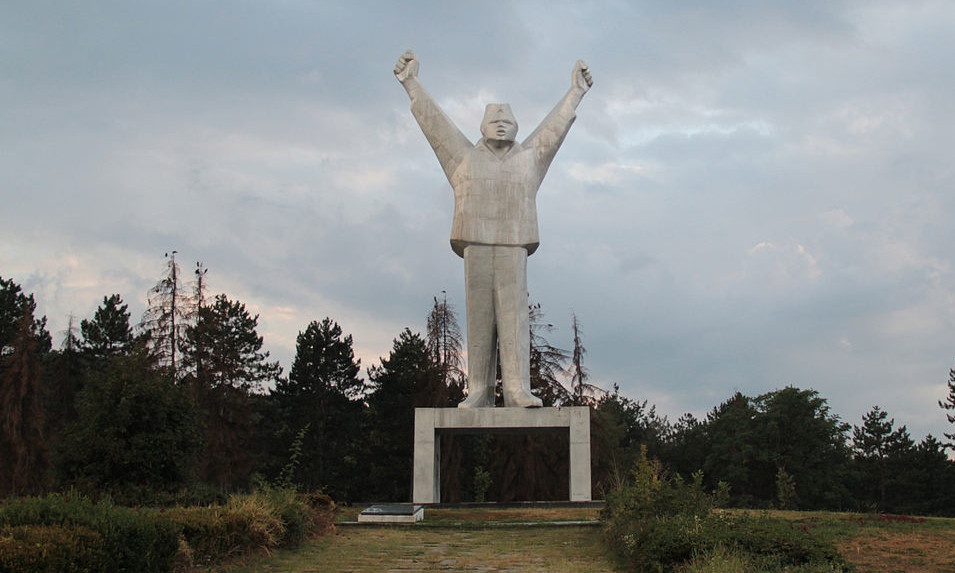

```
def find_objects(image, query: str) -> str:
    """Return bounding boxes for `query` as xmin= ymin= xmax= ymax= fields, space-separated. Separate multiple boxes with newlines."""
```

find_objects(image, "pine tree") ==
xmin=140 ymin=252 xmax=191 ymax=377
xmin=568 ymin=313 xmax=601 ymax=405
xmin=0 ymin=277 xmax=51 ymax=496
xmin=44 ymin=315 xmax=86 ymax=448
xmin=366 ymin=329 xmax=436 ymax=500
xmin=940 ymin=368 xmax=955 ymax=447
xmin=181 ymin=292 xmax=281 ymax=490
xmin=80 ymin=294 xmax=134 ymax=362
xmin=0 ymin=312 xmax=46 ymax=495
xmin=272 ymin=318 xmax=365 ymax=498
xmin=425 ymin=293 xmax=465 ymax=403
xmin=529 ymin=302 xmax=569 ymax=406
xmin=852 ymin=406 xmax=916 ymax=511
xmin=702 ymin=392 xmax=760 ymax=503
xmin=183 ymin=294 xmax=281 ymax=392
xmin=0 ymin=277 xmax=51 ymax=355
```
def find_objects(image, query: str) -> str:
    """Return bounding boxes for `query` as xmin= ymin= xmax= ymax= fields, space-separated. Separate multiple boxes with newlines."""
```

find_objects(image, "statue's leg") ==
xmin=459 ymin=245 xmax=496 ymax=408
xmin=495 ymin=246 xmax=541 ymax=408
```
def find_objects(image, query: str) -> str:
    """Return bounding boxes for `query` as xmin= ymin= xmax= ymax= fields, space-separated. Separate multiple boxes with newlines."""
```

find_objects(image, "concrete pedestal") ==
xmin=413 ymin=407 xmax=592 ymax=504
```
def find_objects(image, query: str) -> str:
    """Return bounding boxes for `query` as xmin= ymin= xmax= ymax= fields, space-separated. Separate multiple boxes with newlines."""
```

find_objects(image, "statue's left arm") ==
xmin=523 ymin=60 xmax=593 ymax=173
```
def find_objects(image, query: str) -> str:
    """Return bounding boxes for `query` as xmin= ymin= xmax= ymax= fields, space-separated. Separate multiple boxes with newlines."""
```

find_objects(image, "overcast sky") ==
xmin=3 ymin=1 xmax=954 ymax=441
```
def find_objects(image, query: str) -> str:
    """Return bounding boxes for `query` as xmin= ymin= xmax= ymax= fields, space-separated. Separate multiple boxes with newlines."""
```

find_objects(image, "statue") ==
xmin=395 ymin=50 xmax=593 ymax=408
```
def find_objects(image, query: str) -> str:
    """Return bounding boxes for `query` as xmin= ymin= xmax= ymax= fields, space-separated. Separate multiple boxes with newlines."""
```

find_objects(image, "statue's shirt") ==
xmin=408 ymin=85 xmax=577 ymax=258
xmin=448 ymin=140 xmax=543 ymax=256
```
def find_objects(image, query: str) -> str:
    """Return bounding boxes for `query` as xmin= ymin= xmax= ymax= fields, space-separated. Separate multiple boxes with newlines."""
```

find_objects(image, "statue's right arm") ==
xmin=395 ymin=51 xmax=471 ymax=179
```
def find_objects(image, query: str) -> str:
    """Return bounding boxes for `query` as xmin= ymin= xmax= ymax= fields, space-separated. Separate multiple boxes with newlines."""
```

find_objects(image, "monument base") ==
xmin=413 ymin=407 xmax=592 ymax=504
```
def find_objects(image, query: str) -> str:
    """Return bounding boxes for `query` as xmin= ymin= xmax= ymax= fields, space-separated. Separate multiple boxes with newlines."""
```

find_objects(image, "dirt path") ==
xmin=225 ymin=525 xmax=619 ymax=572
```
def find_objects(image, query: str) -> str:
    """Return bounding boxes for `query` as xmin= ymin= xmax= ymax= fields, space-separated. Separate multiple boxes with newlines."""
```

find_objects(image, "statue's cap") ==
xmin=482 ymin=103 xmax=516 ymax=124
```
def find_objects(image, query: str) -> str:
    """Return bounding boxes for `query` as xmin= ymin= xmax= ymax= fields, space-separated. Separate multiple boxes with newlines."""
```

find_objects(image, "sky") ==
xmin=3 ymin=1 xmax=954 ymax=441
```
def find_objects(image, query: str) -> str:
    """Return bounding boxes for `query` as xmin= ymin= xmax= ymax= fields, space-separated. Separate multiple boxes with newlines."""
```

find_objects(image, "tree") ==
xmin=0 ymin=276 xmax=51 ymax=355
xmin=1 ymin=311 xmax=47 ymax=495
xmin=664 ymin=413 xmax=709 ymax=480
xmin=424 ymin=295 xmax=465 ymax=405
xmin=702 ymin=392 xmax=761 ymax=505
xmin=181 ymin=293 xmax=282 ymax=490
xmin=940 ymin=368 xmax=955 ymax=447
xmin=272 ymin=318 xmax=365 ymax=499
xmin=908 ymin=435 xmax=955 ymax=516
xmin=592 ymin=385 xmax=669 ymax=495
xmin=529 ymin=302 xmax=569 ymax=407
xmin=44 ymin=315 xmax=85 ymax=440
xmin=851 ymin=406 xmax=916 ymax=512
xmin=752 ymin=387 xmax=851 ymax=509
xmin=0 ymin=278 xmax=52 ymax=496
xmin=568 ymin=313 xmax=601 ymax=405
xmin=55 ymin=348 xmax=201 ymax=499
xmin=140 ymin=252 xmax=191 ymax=377
xmin=366 ymin=329 xmax=438 ymax=500
xmin=426 ymin=294 xmax=465 ymax=398
xmin=80 ymin=294 xmax=134 ymax=363
xmin=182 ymin=294 xmax=281 ymax=392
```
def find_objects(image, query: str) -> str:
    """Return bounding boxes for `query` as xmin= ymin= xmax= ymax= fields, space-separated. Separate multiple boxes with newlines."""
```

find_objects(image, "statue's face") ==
xmin=481 ymin=104 xmax=518 ymax=143
xmin=485 ymin=118 xmax=517 ymax=142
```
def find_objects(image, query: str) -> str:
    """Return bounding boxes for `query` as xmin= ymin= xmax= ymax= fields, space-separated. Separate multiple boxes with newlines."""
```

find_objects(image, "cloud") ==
xmin=2 ymin=0 xmax=955 ymax=443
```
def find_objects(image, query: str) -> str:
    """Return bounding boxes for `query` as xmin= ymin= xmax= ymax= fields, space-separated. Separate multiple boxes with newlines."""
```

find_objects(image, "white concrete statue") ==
xmin=395 ymin=50 xmax=592 ymax=408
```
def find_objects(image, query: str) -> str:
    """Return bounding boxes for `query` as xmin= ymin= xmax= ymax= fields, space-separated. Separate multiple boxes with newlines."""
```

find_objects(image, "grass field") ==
xmin=215 ymin=506 xmax=955 ymax=572
xmin=766 ymin=510 xmax=955 ymax=573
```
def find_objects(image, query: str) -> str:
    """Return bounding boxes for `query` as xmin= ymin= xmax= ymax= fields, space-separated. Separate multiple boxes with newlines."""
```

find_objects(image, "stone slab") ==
xmin=413 ymin=407 xmax=592 ymax=504
xmin=358 ymin=504 xmax=424 ymax=523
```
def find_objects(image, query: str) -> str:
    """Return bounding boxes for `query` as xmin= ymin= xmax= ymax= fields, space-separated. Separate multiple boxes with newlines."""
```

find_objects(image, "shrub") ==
xmin=0 ymin=492 xmax=179 ymax=572
xmin=0 ymin=525 xmax=106 ymax=572
xmin=602 ymin=448 xmax=851 ymax=572
xmin=298 ymin=491 xmax=336 ymax=537
xmin=0 ymin=489 xmax=336 ymax=572
xmin=164 ymin=487 xmax=335 ymax=567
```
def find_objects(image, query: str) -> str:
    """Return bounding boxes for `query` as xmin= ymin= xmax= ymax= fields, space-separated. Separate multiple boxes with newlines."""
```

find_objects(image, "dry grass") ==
xmin=836 ymin=525 xmax=955 ymax=572
xmin=335 ymin=504 xmax=600 ymax=524
xmin=219 ymin=507 xmax=955 ymax=573
xmin=222 ymin=525 xmax=617 ymax=572
xmin=762 ymin=510 xmax=955 ymax=573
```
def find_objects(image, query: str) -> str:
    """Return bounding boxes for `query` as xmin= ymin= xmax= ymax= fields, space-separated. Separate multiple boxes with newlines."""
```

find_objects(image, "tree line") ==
xmin=2 ymin=256 xmax=955 ymax=514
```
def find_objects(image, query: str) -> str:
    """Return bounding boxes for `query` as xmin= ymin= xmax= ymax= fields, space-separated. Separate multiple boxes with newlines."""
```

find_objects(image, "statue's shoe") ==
xmin=458 ymin=392 xmax=493 ymax=408
xmin=504 ymin=392 xmax=543 ymax=408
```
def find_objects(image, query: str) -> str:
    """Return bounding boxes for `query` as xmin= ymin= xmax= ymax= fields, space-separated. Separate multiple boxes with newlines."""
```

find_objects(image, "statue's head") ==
xmin=481 ymin=104 xmax=518 ymax=143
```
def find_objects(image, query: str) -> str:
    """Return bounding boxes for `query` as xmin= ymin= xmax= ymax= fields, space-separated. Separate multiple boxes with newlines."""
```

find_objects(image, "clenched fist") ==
xmin=394 ymin=50 xmax=419 ymax=84
xmin=573 ymin=60 xmax=593 ymax=93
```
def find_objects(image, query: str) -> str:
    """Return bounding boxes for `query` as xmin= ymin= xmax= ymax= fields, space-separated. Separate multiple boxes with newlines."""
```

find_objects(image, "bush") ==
xmin=602 ymin=448 xmax=851 ymax=572
xmin=164 ymin=487 xmax=336 ymax=567
xmin=298 ymin=491 xmax=336 ymax=537
xmin=0 ymin=525 xmax=106 ymax=573
xmin=0 ymin=489 xmax=336 ymax=572
xmin=0 ymin=492 xmax=179 ymax=572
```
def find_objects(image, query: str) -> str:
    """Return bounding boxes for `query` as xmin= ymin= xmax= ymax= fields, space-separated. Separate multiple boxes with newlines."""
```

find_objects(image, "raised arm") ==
xmin=523 ymin=60 xmax=593 ymax=172
xmin=395 ymin=51 xmax=472 ymax=180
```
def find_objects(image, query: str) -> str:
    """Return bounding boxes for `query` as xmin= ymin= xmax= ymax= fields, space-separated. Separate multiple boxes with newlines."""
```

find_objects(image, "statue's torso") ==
xmin=448 ymin=141 xmax=543 ymax=257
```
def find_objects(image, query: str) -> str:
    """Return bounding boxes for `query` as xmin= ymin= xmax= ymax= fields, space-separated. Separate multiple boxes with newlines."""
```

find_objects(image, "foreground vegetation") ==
xmin=3 ymin=489 xmax=954 ymax=571
xmin=602 ymin=448 xmax=852 ymax=572
xmin=223 ymin=504 xmax=955 ymax=573
xmin=228 ymin=525 xmax=616 ymax=573
xmin=2 ymin=263 xmax=955 ymax=570
xmin=0 ymin=489 xmax=334 ymax=572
